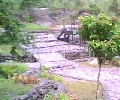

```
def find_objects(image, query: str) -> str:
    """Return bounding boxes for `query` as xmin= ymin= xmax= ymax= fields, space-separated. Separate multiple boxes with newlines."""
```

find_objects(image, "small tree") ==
xmin=79 ymin=13 xmax=119 ymax=99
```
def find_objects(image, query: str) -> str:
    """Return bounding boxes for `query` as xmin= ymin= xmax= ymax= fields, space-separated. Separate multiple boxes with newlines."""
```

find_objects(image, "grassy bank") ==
xmin=23 ymin=22 xmax=50 ymax=31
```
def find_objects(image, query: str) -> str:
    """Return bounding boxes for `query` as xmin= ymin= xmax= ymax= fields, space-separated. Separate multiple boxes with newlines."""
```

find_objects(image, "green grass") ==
xmin=0 ymin=78 xmax=35 ymax=100
xmin=22 ymin=22 xmax=50 ymax=31
xmin=0 ymin=45 xmax=12 ymax=55
xmin=40 ymin=71 xmax=63 ymax=82
xmin=0 ymin=44 xmax=24 ymax=55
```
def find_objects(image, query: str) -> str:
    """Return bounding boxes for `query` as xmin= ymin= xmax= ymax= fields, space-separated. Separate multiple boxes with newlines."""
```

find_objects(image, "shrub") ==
xmin=0 ymin=64 xmax=28 ymax=78
xmin=58 ymin=93 xmax=69 ymax=100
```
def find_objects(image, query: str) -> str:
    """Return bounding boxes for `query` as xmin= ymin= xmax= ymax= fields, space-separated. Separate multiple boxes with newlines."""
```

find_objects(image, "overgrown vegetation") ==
xmin=3 ymin=0 xmax=120 ymax=16
xmin=40 ymin=66 xmax=63 ymax=82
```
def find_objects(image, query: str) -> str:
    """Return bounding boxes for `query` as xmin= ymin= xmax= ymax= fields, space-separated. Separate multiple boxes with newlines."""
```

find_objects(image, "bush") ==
xmin=0 ymin=64 xmax=28 ymax=78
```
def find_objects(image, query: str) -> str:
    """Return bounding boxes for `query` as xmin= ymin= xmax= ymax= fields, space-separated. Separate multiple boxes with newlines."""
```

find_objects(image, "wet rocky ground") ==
xmin=22 ymin=29 xmax=120 ymax=100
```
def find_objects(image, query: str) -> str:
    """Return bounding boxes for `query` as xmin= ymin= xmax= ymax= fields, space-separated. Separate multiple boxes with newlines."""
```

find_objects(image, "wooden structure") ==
xmin=57 ymin=15 xmax=86 ymax=45
xmin=57 ymin=28 xmax=79 ymax=44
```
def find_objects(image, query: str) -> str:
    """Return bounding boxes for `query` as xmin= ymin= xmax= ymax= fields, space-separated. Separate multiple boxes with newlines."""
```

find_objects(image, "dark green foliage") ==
xmin=0 ymin=64 xmax=28 ymax=78
xmin=79 ymin=13 xmax=119 ymax=61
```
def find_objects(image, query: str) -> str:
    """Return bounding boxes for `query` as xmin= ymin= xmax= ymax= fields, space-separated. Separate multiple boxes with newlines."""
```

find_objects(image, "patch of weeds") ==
xmin=41 ymin=65 xmax=49 ymax=71
xmin=58 ymin=93 xmax=69 ymax=100
xmin=39 ymin=71 xmax=63 ymax=82
xmin=53 ymin=74 xmax=63 ymax=82
xmin=45 ymin=93 xmax=69 ymax=100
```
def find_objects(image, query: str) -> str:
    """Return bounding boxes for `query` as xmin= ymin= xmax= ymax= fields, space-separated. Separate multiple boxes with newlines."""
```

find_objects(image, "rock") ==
xmin=0 ymin=54 xmax=38 ymax=63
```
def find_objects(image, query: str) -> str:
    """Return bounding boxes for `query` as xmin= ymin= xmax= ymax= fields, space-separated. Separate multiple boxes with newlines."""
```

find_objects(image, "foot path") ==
xmin=23 ymin=30 xmax=120 ymax=100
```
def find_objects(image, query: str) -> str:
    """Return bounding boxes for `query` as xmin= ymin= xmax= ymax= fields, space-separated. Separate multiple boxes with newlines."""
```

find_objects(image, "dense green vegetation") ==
xmin=2 ymin=0 xmax=120 ymax=16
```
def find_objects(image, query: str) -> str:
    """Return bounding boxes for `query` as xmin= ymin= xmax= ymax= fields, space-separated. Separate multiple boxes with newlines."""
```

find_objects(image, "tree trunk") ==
xmin=96 ymin=57 xmax=102 ymax=99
